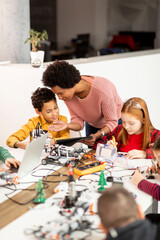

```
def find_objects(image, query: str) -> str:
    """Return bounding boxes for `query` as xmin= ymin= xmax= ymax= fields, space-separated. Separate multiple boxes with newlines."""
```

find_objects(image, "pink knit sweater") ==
xmin=65 ymin=76 xmax=123 ymax=131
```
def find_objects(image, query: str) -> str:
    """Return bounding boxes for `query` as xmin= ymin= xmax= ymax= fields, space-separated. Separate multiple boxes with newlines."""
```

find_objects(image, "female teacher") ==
xmin=42 ymin=60 xmax=123 ymax=146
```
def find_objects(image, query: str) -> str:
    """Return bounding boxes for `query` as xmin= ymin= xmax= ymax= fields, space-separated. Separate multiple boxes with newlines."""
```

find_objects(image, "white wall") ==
xmin=0 ymin=0 xmax=30 ymax=63
xmin=57 ymin=0 xmax=108 ymax=50
xmin=0 ymin=49 xmax=160 ymax=148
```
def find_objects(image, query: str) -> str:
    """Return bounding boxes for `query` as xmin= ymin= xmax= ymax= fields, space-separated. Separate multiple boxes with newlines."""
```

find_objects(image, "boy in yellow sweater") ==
xmin=6 ymin=87 xmax=69 ymax=149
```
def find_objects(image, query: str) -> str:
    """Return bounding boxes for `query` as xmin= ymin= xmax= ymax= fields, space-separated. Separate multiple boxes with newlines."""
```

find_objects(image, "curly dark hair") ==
xmin=31 ymin=87 xmax=56 ymax=112
xmin=42 ymin=60 xmax=81 ymax=89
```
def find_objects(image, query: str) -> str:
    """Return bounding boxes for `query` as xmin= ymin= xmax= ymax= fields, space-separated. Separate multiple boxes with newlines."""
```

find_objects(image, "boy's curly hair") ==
xmin=42 ymin=60 xmax=81 ymax=89
xmin=31 ymin=87 xmax=56 ymax=112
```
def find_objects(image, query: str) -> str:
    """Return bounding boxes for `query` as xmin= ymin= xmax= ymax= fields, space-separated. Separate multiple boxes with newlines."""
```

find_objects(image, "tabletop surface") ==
xmin=0 ymin=148 xmax=159 ymax=240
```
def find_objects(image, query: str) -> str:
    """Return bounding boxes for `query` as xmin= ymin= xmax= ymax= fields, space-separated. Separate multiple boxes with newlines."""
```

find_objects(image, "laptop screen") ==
xmin=18 ymin=133 xmax=48 ymax=178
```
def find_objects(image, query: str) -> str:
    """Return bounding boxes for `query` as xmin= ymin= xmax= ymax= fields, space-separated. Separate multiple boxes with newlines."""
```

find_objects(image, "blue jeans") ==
xmin=85 ymin=122 xmax=100 ymax=137
xmin=85 ymin=118 xmax=122 ymax=136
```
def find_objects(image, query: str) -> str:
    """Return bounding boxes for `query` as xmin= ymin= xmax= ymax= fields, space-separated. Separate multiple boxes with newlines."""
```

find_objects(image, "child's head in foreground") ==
xmin=97 ymin=186 xmax=144 ymax=234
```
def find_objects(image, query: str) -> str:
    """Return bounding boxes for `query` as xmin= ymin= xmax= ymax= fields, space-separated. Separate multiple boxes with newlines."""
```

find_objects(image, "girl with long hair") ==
xmin=93 ymin=97 xmax=160 ymax=159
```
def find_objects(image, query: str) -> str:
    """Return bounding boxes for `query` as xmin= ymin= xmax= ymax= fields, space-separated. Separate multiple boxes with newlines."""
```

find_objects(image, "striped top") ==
xmin=138 ymin=179 xmax=160 ymax=201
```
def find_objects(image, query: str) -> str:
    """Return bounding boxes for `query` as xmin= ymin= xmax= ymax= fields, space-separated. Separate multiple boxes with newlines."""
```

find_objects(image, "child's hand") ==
xmin=48 ymin=121 xmax=67 ymax=132
xmin=127 ymin=150 xmax=146 ymax=159
xmin=14 ymin=141 xmax=29 ymax=149
xmin=132 ymin=169 xmax=145 ymax=186
xmin=149 ymin=160 xmax=157 ymax=174
xmin=107 ymin=140 xmax=117 ymax=148
xmin=0 ymin=167 xmax=9 ymax=172
xmin=156 ymin=163 xmax=160 ymax=175
xmin=5 ymin=158 xmax=20 ymax=168
xmin=150 ymin=160 xmax=160 ymax=175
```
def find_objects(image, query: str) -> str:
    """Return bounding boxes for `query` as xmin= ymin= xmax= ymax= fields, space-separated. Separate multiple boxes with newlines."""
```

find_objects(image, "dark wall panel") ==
xmin=30 ymin=0 xmax=56 ymax=44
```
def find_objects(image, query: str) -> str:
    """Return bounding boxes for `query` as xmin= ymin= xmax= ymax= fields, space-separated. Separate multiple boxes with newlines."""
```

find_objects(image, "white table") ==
xmin=0 ymin=150 xmax=159 ymax=240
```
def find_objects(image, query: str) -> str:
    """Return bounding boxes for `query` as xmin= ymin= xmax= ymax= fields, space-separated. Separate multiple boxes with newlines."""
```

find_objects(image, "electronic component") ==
xmin=41 ymin=156 xmax=59 ymax=165
xmin=63 ymin=164 xmax=77 ymax=208
xmin=96 ymin=143 xmax=117 ymax=162
xmin=74 ymin=161 xmax=105 ymax=176
xmin=106 ymin=176 xmax=123 ymax=186
xmin=41 ymin=145 xmax=86 ymax=166
xmin=30 ymin=122 xmax=47 ymax=141
xmin=98 ymin=170 xmax=107 ymax=192
xmin=0 ymin=172 xmax=19 ymax=185
xmin=81 ymin=152 xmax=95 ymax=160
xmin=118 ymin=152 xmax=127 ymax=156
xmin=0 ymin=171 xmax=11 ymax=180
xmin=25 ymin=201 xmax=91 ymax=240
xmin=106 ymin=176 xmax=113 ymax=182
xmin=34 ymin=179 xmax=46 ymax=203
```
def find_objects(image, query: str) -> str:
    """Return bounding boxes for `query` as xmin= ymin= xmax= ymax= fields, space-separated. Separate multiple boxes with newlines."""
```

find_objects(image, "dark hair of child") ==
xmin=31 ymin=87 xmax=56 ymax=112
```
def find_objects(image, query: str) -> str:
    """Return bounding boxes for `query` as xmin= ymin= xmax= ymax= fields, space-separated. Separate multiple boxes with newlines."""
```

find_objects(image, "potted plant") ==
xmin=25 ymin=29 xmax=48 ymax=67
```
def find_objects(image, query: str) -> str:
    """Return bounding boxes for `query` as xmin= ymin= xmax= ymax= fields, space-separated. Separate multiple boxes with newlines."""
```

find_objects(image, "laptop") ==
xmin=17 ymin=133 xmax=48 ymax=178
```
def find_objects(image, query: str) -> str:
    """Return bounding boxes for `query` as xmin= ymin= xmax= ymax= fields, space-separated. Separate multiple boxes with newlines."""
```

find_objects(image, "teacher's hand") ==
xmin=82 ymin=134 xmax=96 ymax=147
